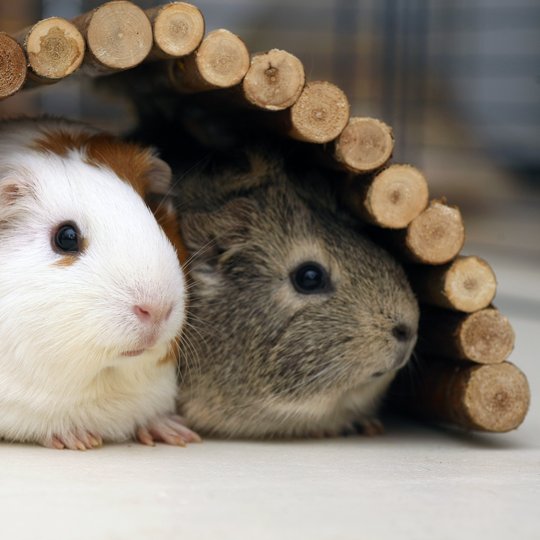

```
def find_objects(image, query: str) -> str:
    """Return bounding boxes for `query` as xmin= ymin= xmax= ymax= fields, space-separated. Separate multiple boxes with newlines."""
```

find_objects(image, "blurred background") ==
xmin=1 ymin=0 xmax=539 ymax=310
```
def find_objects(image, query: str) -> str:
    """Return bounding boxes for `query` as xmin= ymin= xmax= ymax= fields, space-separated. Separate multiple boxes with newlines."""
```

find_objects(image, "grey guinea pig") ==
xmin=175 ymin=149 xmax=419 ymax=438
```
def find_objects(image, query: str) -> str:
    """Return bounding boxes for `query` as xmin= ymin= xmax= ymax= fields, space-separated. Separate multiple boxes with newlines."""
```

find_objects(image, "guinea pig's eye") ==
xmin=53 ymin=222 xmax=81 ymax=253
xmin=291 ymin=262 xmax=331 ymax=294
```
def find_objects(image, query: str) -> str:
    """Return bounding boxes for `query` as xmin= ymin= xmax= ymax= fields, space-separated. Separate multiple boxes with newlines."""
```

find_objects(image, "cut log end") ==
xmin=411 ymin=256 xmax=497 ymax=313
xmin=150 ymin=2 xmax=205 ymax=58
xmin=418 ymin=306 xmax=515 ymax=364
xmin=443 ymin=256 xmax=497 ymax=312
xmin=405 ymin=200 xmax=465 ymax=264
xmin=458 ymin=309 xmax=515 ymax=363
xmin=84 ymin=1 xmax=153 ymax=71
xmin=23 ymin=18 xmax=85 ymax=80
xmin=394 ymin=360 xmax=530 ymax=433
xmin=242 ymin=49 xmax=305 ymax=111
xmin=334 ymin=117 xmax=394 ymax=173
xmin=0 ymin=33 xmax=27 ymax=98
xmin=360 ymin=164 xmax=429 ymax=228
xmin=195 ymin=29 xmax=250 ymax=89
xmin=289 ymin=81 xmax=350 ymax=143
xmin=462 ymin=363 xmax=530 ymax=432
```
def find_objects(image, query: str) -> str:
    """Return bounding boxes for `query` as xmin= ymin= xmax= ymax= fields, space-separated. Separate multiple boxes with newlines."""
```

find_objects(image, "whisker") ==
xmin=181 ymin=236 xmax=221 ymax=271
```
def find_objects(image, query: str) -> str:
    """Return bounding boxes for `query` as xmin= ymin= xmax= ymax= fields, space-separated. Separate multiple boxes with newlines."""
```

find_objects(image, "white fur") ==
xmin=224 ymin=373 xmax=396 ymax=438
xmin=270 ymin=373 xmax=395 ymax=425
xmin=0 ymin=119 xmax=186 ymax=446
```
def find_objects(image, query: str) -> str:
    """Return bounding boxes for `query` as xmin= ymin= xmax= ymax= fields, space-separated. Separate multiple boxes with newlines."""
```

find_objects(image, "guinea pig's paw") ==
xmin=349 ymin=417 xmax=385 ymax=437
xmin=305 ymin=429 xmax=342 ymax=439
xmin=45 ymin=430 xmax=103 ymax=451
xmin=136 ymin=415 xmax=202 ymax=447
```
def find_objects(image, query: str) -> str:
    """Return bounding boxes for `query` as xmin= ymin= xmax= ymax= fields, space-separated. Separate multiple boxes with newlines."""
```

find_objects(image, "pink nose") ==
xmin=133 ymin=304 xmax=173 ymax=325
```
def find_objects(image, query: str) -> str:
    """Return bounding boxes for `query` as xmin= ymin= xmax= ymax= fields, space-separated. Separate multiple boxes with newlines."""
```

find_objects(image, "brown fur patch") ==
xmin=52 ymin=254 xmax=78 ymax=267
xmin=1 ymin=183 xmax=23 ymax=204
xmin=32 ymin=129 xmax=89 ymax=157
xmin=33 ymin=129 xmax=155 ymax=198
xmin=51 ymin=236 xmax=87 ymax=267
xmin=84 ymin=135 xmax=153 ymax=198
xmin=34 ymin=128 xmax=189 ymax=263
xmin=85 ymin=136 xmax=190 ymax=266
xmin=159 ymin=342 xmax=180 ymax=365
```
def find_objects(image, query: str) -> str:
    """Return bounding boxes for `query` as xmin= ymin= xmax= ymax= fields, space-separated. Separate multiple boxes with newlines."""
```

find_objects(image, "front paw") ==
xmin=43 ymin=430 xmax=103 ymax=451
xmin=136 ymin=414 xmax=201 ymax=447
xmin=342 ymin=417 xmax=385 ymax=437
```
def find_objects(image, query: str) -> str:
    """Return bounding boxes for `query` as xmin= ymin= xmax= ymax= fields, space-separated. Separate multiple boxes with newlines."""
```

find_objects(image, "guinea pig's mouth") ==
xmin=120 ymin=333 xmax=162 ymax=358
xmin=372 ymin=346 xmax=416 ymax=378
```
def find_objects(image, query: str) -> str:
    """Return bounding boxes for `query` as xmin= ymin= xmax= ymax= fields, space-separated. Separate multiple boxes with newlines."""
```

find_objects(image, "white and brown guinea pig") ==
xmin=0 ymin=117 xmax=200 ymax=450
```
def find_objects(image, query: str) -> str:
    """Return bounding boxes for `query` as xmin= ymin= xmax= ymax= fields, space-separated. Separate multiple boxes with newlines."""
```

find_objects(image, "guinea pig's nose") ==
xmin=392 ymin=322 xmax=415 ymax=343
xmin=133 ymin=304 xmax=173 ymax=325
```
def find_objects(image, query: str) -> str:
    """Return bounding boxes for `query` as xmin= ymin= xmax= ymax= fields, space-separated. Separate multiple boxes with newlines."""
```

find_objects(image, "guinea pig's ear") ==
xmin=139 ymin=153 xmax=191 ymax=265
xmin=142 ymin=151 xmax=173 ymax=196
xmin=180 ymin=197 xmax=257 ymax=268
xmin=206 ymin=148 xmax=284 ymax=199
xmin=244 ymin=149 xmax=281 ymax=181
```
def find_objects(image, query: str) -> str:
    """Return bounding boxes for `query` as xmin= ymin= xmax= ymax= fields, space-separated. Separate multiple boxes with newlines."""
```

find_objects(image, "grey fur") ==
xmin=175 ymin=150 xmax=419 ymax=438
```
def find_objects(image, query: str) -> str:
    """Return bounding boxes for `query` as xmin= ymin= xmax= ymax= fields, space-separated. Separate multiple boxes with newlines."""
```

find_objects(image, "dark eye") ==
xmin=291 ymin=262 xmax=330 ymax=294
xmin=53 ymin=222 xmax=80 ymax=253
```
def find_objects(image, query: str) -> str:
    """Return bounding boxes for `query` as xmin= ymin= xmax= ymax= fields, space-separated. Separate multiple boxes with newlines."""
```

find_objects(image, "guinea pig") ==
xmin=173 ymin=148 xmax=420 ymax=439
xmin=0 ymin=117 xmax=200 ymax=450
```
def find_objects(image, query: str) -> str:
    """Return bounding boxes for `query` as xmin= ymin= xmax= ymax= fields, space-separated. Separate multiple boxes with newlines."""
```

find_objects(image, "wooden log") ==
xmin=410 ymin=256 xmax=497 ymax=312
xmin=146 ymin=2 xmax=205 ymax=60
xmin=396 ymin=361 xmax=530 ymax=432
xmin=285 ymin=81 xmax=350 ymax=143
xmin=333 ymin=117 xmax=394 ymax=173
xmin=168 ymin=29 xmax=250 ymax=92
xmin=241 ymin=49 xmax=305 ymax=111
xmin=0 ymin=33 xmax=27 ymax=99
xmin=380 ymin=199 xmax=465 ymax=264
xmin=345 ymin=164 xmax=429 ymax=229
xmin=15 ymin=17 xmax=85 ymax=83
xmin=418 ymin=306 xmax=515 ymax=363
xmin=72 ymin=0 xmax=152 ymax=75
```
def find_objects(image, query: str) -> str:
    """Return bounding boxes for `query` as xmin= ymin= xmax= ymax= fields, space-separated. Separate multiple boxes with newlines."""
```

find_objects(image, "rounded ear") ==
xmin=180 ymin=197 xmax=258 ymax=267
xmin=143 ymin=151 xmax=173 ymax=196
xmin=138 ymin=154 xmax=190 ymax=265
xmin=218 ymin=148 xmax=284 ymax=195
